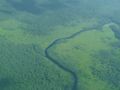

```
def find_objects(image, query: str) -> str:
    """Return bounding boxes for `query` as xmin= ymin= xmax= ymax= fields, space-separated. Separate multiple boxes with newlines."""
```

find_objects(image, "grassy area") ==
xmin=49 ymin=24 xmax=120 ymax=90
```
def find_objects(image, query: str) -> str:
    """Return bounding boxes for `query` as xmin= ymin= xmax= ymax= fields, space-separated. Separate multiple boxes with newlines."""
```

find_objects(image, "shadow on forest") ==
xmin=6 ymin=0 xmax=66 ymax=15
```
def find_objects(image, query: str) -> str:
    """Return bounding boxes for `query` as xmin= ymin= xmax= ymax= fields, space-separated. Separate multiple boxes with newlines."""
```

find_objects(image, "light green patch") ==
xmin=49 ymin=23 xmax=120 ymax=90
xmin=0 ymin=18 xmax=98 ymax=49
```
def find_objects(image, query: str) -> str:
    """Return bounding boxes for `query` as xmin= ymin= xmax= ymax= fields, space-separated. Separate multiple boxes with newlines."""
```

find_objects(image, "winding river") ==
xmin=45 ymin=22 xmax=110 ymax=90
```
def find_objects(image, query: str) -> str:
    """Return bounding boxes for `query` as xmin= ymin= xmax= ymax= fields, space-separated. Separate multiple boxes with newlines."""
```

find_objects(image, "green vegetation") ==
xmin=49 ymin=23 xmax=120 ymax=90
xmin=0 ymin=38 xmax=73 ymax=90
xmin=0 ymin=0 xmax=120 ymax=90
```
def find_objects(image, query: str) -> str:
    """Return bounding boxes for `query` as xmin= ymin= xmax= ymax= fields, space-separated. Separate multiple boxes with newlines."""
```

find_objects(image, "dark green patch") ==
xmin=109 ymin=25 xmax=120 ymax=40
xmin=7 ymin=0 xmax=66 ymax=15
xmin=91 ymin=50 xmax=120 ymax=87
